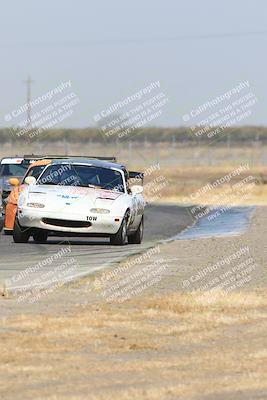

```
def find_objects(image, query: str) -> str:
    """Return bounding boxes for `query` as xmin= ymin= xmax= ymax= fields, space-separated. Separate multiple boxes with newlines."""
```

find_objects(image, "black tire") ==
xmin=110 ymin=218 xmax=127 ymax=246
xmin=13 ymin=218 xmax=30 ymax=243
xmin=128 ymin=217 xmax=144 ymax=244
xmin=33 ymin=230 xmax=48 ymax=244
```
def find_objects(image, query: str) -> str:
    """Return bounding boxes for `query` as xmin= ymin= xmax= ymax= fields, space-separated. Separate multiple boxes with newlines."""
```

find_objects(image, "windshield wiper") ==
xmin=87 ymin=184 xmax=106 ymax=189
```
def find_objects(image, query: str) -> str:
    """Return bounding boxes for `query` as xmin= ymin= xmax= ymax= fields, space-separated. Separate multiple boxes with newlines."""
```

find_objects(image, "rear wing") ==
xmin=24 ymin=155 xmax=117 ymax=162
xmin=129 ymin=171 xmax=144 ymax=184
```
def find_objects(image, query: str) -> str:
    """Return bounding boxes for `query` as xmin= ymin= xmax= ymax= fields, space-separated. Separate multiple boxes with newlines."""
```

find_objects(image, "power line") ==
xmin=1 ymin=30 xmax=267 ymax=47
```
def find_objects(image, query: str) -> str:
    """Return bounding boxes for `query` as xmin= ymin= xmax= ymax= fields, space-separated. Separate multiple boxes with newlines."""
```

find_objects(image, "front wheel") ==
xmin=110 ymin=218 xmax=127 ymax=246
xmin=33 ymin=230 xmax=48 ymax=244
xmin=128 ymin=217 xmax=144 ymax=244
xmin=13 ymin=217 xmax=30 ymax=243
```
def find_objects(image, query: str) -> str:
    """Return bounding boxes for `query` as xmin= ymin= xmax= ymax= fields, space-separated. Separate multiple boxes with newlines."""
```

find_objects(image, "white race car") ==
xmin=14 ymin=158 xmax=145 ymax=245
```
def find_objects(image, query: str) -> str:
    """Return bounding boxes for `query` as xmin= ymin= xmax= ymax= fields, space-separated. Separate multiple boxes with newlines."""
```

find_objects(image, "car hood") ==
xmin=25 ymin=185 xmax=124 ymax=210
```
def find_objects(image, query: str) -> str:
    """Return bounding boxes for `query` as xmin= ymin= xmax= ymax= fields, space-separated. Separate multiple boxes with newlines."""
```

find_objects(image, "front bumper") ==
xmin=17 ymin=208 xmax=123 ymax=235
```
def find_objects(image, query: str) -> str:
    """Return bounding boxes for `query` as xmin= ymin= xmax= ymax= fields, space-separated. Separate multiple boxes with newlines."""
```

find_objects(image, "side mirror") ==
xmin=8 ymin=178 xmax=20 ymax=186
xmin=24 ymin=176 xmax=37 ymax=186
xmin=131 ymin=185 xmax=143 ymax=195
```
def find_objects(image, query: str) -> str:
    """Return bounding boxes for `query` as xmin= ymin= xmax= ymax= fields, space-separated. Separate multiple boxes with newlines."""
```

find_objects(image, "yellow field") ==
xmin=144 ymin=165 xmax=267 ymax=205
xmin=1 ymin=290 xmax=267 ymax=399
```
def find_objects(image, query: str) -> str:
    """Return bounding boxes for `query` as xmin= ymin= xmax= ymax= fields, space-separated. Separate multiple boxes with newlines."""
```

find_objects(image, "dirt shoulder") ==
xmin=0 ymin=206 xmax=267 ymax=399
xmin=1 ymin=290 xmax=267 ymax=400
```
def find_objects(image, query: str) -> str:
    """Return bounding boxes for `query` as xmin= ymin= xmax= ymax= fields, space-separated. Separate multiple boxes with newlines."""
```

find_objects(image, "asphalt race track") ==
xmin=0 ymin=204 xmax=194 ymax=288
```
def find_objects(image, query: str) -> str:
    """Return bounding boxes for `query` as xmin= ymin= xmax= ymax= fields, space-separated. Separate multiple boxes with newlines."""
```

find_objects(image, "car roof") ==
xmin=50 ymin=158 xmax=126 ymax=171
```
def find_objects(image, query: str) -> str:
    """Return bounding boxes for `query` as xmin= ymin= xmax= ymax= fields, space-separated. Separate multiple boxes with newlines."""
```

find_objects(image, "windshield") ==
xmin=22 ymin=165 xmax=47 ymax=183
xmin=0 ymin=163 xmax=28 ymax=177
xmin=38 ymin=164 xmax=125 ymax=192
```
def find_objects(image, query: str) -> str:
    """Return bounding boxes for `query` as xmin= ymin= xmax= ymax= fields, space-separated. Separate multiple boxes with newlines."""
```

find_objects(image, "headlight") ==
xmin=90 ymin=208 xmax=110 ymax=214
xmin=26 ymin=202 xmax=45 ymax=208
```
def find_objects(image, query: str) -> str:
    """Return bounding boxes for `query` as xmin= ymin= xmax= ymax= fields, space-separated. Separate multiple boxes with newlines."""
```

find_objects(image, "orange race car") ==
xmin=3 ymin=159 xmax=51 ymax=234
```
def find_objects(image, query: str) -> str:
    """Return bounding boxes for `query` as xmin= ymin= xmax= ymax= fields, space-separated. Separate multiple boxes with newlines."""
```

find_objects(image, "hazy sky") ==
xmin=1 ymin=0 xmax=266 ymax=128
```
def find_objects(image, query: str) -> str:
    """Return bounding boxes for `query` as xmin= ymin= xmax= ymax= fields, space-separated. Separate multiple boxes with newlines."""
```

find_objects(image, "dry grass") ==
xmin=144 ymin=165 xmax=267 ymax=205
xmin=1 ymin=290 xmax=267 ymax=399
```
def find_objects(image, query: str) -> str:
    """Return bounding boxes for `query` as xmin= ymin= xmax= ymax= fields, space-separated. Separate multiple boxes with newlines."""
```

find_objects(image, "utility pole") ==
xmin=23 ymin=75 xmax=34 ymax=131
